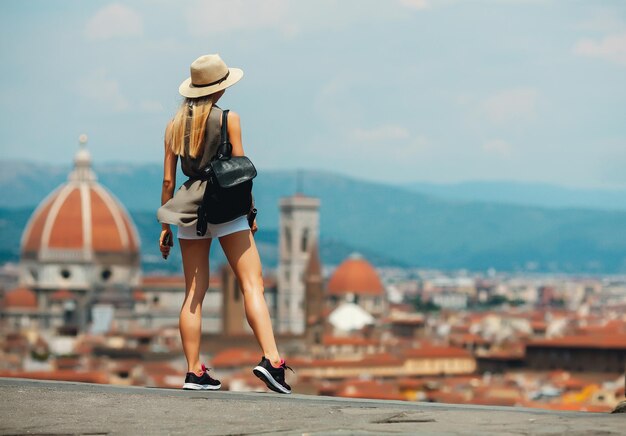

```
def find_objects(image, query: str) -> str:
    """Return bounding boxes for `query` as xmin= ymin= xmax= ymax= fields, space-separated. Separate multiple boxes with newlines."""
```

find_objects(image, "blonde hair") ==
xmin=169 ymin=95 xmax=213 ymax=157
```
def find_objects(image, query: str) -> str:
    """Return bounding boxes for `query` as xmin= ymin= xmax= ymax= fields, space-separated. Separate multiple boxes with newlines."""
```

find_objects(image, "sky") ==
xmin=1 ymin=0 xmax=625 ymax=189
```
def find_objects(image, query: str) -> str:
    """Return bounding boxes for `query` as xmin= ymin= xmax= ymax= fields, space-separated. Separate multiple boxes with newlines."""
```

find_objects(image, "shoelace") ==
xmin=281 ymin=362 xmax=295 ymax=374
xmin=201 ymin=363 xmax=214 ymax=374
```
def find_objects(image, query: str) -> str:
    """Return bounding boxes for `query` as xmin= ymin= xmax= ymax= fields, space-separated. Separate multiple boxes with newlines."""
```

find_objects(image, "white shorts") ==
xmin=177 ymin=215 xmax=250 ymax=240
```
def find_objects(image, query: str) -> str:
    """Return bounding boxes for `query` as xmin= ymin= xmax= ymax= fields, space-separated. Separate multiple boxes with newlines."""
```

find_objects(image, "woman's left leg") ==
xmin=218 ymin=229 xmax=281 ymax=366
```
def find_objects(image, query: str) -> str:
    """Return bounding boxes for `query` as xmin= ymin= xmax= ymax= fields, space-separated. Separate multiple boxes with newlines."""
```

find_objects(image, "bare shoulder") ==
xmin=227 ymin=110 xmax=241 ymax=124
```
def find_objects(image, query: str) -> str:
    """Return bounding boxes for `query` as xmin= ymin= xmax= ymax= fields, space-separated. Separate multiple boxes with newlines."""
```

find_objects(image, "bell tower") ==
xmin=276 ymin=193 xmax=320 ymax=334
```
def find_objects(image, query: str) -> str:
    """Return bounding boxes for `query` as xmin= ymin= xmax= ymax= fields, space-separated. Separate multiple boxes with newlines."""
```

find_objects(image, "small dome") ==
xmin=2 ymin=287 xmax=37 ymax=309
xmin=327 ymin=253 xmax=384 ymax=296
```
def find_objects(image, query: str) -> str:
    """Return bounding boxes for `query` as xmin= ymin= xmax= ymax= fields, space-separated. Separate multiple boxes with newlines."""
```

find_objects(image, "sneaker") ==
xmin=253 ymin=356 xmax=293 ymax=394
xmin=182 ymin=364 xmax=221 ymax=390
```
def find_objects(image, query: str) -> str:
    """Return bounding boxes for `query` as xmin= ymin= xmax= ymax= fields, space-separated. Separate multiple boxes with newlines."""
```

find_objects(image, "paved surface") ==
xmin=0 ymin=378 xmax=623 ymax=435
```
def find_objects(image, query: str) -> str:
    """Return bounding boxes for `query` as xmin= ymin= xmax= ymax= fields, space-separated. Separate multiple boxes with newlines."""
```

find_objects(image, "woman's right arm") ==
xmin=160 ymin=122 xmax=177 ymax=257
xmin=161 ymin=121 xmax=177 ymax=207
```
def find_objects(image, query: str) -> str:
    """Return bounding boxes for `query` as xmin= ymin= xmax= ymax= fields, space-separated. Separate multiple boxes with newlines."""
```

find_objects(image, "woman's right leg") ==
xmin=218 ymin=229 xmax=281 ymax=365
xmin=179 ymin=237 xmax=212 ymax=374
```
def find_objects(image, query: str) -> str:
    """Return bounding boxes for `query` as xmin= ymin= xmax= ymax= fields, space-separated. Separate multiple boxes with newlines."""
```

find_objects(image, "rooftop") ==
xmin=1 ymin=378 xmax=623 ymax=435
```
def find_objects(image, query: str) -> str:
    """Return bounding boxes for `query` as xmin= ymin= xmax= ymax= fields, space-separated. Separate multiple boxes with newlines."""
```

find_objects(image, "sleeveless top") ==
xmin=156 ymin=106 xmax=223 ymax=227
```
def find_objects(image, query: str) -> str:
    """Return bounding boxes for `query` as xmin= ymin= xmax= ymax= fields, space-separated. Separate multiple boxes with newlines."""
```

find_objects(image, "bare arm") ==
xmin=159 ymin=122 xmax=177 ymax=256
xmin=161 ymin=121 xmax=178 ymax=210
xmin=227 ymin=111 xmax=244 ymax=157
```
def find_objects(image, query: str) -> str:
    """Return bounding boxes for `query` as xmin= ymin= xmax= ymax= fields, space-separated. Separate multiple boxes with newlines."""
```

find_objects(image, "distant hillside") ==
xmin=401 ymin=180 xmax=626 ymax=211
xmin=0 ymin=208 xmax=403 ymax=274
xmin=1 ymin=161 xmax=625 ymax=273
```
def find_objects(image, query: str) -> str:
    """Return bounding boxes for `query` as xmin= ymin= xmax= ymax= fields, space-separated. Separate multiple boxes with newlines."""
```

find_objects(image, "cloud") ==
xmin=85 ymin=3 xmax=143 ymax=40
xmin=481 ymin=87 xmax=539 ymax=124
xmin=399 ymin=0 xmax=430 ymax=10
xmin=77 ymin=69 xmax=129 ymax=112
xmin=573 ymin=33 xmax=626 ymax=67
xmin=349 ymin=124 xmax=429 ymax=159
xmin=482 ymin=139 xmax=513 ymax=157
xmin=575 ymin=11 xmax=626 ymax=33
xmin=185 ymin=0 xmax=291 ymax=36
xmin=351 ymin=124 xmax=410 ymax=142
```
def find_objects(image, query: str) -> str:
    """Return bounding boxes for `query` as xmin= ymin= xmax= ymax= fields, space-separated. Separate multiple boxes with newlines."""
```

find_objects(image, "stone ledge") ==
xmin=0 ymin=378 xmax=623 ymax=435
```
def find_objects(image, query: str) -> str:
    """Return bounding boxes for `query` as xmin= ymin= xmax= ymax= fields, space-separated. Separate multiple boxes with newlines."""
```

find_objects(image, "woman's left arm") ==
xmin=227 ymin=111 xmax=244 ymax=156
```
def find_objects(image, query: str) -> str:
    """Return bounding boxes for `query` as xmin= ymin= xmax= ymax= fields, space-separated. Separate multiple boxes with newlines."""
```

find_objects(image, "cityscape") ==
xmin=1 ymin=146 xmax=624 ymax=413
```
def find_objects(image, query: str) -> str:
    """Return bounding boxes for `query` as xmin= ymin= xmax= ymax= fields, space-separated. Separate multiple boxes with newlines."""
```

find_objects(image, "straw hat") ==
xmin=178 ymin=54 xmax=243 ymax=98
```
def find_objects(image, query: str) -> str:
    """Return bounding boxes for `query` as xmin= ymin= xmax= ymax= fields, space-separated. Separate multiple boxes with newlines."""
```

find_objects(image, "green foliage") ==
xmin=411 ymin=295 xmax=441 ymax=313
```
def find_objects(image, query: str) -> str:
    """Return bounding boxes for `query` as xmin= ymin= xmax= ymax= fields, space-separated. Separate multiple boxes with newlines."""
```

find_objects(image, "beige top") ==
xmin=156 ymin=107 xmax=223 ymax=227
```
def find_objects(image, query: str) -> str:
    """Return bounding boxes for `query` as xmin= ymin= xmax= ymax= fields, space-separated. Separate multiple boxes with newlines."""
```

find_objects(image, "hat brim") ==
xmin=178 ymin=67 xmax=244 ymax=98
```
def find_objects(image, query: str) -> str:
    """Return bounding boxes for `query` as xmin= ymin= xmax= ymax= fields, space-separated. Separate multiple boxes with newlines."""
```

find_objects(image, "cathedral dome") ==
xmin=19 ymin=141 xmax=141 ymax=290
xmin=327 ymin=253 xmax=384 ymax=296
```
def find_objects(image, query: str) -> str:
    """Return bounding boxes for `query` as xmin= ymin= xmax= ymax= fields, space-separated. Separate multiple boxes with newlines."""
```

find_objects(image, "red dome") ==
xmin=327 ymin=253 xmax=384 ymax=296
xmin=2 ymin=287 xmax=37 ymax=309
xmin=20 ymin=150 xmax=140 ymax=259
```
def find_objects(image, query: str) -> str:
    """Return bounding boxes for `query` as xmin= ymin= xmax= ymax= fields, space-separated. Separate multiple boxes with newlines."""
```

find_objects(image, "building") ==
xmin=526 ymin=334 xmax=626 ymax=373
xmin=276 ymin=193 xmax=320 ymax=334
xmin=7 ymin=139 xmax=141 ymax=331
xmin=326 ymin=253 xmax=386 ymax=317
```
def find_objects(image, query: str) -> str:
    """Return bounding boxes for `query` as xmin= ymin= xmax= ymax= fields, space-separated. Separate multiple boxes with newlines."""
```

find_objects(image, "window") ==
xmin=101 ymin=269 xmax=112 ymax=281
xmin=284 ymin=227 xmax=292 ymax=254
xmin=301 ymin=228 xmax=309 ymax=252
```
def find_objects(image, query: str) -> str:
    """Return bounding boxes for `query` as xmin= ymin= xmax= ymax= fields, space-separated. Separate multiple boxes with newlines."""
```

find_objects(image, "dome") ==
xmin=21 ymin=183 xmax=139 ymax=256
xmin=19 ymin=142 xmax=141 ymax=290
xmin=2 ymin=287 xmax=37 ymax=309
xmin=327 ymin=253 xmax=384 ymax=296
xmin=21 ymin=147 xmax=139 ymax=260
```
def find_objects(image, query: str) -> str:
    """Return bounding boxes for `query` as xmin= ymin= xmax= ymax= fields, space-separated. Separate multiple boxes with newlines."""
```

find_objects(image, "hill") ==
xmin=1 ymin=161 xmax=625 ymax=273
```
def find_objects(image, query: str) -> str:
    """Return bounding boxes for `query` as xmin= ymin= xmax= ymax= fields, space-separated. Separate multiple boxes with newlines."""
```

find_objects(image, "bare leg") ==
xmin=219 ymin=229 xmax=281 ymax=365
xmin=179 ymin=237 xmax=212 ymax=373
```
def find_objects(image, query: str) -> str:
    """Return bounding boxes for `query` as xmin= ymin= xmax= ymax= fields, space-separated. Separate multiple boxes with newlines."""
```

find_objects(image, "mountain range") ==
xmin=1 ymin=160 xmax=625 ymax=273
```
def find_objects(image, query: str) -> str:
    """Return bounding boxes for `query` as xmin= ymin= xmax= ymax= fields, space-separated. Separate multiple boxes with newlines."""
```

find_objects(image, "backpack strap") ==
xmin=215 ymin=109 xmax=232 ymax=160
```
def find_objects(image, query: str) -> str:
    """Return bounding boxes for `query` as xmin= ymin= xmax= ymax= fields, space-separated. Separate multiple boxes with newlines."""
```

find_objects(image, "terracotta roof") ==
xmin=49 ymin=188 xmax=83 ymax=249
xmin=397 ymin=378 xmax=428 ymax=390
xmin=322 ymin=335 xmax=379 ymax=347
xmin=327 ymin=255 xmax=384 ymax=296
xmin=298 ymin=354 xmax=404 ymax=369
xmin=211 ymin=348 xmax=260 ymax=368
xmin=403 ymin=346 xmax=472 ymax=359
xmin=449 ymin=333 xmax=490 ymax=345
xmin=21 ymin=182 xmax=140 ymax=256
xmin=132 ymin=290 xmax=147 ymax=302
xmin=0 ymin=370 xmax=108 ymax=384
xmin=142 ymin=275 xmax=184 ymax=284
xmin=528 ymin=334 xmax=626 ymax=350
xmin=2 ymin=287 xmax=37 ymax=309
xmin=50 ymin=289 xmax=75 ymax=301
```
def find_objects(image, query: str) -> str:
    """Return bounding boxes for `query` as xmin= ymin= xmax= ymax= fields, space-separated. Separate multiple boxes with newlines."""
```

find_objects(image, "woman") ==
xmin=157 ymin=54 xmax=291 ymax=394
